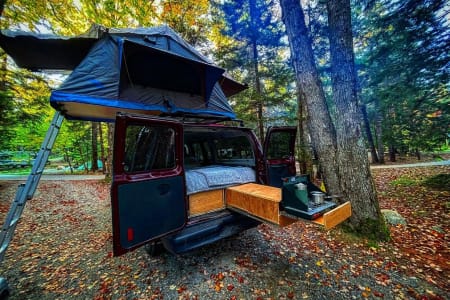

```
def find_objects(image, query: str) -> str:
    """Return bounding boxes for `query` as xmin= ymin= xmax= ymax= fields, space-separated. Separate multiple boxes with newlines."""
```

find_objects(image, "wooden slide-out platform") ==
xmin=225 ymin=183 xmax=351 ymax=229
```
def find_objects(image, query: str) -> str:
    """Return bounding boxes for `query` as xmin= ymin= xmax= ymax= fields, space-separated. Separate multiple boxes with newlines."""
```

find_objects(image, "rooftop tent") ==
xmin=0 ymin=25 xmax=247 ymax=121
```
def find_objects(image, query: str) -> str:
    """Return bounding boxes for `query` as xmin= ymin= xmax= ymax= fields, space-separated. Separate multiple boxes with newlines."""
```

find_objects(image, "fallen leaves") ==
xmin=0 ymin=165 xmax=448 ymax=299
xmin=373 ymin=167 xmax=450 ymax=291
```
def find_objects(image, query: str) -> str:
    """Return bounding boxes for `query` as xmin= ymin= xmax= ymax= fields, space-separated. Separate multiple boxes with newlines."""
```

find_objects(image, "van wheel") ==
xmin=144 ymin=241 xmax=165 ymax=256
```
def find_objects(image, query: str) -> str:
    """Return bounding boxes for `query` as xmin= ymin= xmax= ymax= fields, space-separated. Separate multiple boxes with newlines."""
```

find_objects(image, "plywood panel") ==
xmin=226 ymin=183 xmax=282 ymax=224
xmin=189 ymin=189 xmax=224 ymax=216
xmin=312 ymin=201 xmax=352 ymax=229
xmin=225 ymin=183 xmax=351 ymax=229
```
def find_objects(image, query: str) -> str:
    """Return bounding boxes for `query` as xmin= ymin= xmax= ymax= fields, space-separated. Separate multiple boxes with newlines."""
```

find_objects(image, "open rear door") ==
xmin=111 ymin=114 xmax=186 ymax=256
xmin=263 ymin=126 xmax=297 ymax=187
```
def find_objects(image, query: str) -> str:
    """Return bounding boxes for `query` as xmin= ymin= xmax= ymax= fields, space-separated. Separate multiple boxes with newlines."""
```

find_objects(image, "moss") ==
xmin=390 ymin=177 xmax=418 ymax=186
xmin=422 ymin=173 xmax=450 ymax=191
xmin=342 ymin=217 xmax=391 ymax=243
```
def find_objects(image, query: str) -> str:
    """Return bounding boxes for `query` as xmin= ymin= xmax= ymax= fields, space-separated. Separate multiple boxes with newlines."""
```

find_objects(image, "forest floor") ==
xmin=0 ymin=165 xmax=448 ymax=299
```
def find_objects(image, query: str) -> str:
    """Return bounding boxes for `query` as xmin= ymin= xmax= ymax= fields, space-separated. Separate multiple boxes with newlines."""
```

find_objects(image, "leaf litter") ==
xmin=0 ymin=165 xmax=448 ymax=299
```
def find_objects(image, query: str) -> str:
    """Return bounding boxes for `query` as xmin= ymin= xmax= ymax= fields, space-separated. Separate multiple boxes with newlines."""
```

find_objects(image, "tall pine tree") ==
xmin=213 ymin=0 xmax=288 ymax=141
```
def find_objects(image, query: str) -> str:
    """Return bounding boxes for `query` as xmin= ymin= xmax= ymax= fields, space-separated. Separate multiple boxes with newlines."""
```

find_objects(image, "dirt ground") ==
xmin=0 ymin=165 xmax=448 ymax=299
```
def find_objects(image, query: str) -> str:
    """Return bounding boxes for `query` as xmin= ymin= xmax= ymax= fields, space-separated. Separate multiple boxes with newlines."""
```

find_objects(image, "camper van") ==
xmin=0 ymin=25 xmax=351 ymax=263
xmin=111 ymin=113 xmax=297 ymax=255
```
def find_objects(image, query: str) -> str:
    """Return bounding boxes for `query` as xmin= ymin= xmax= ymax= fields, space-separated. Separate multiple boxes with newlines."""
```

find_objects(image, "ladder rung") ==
xmin=5 ymin=217 xmax=19 ymax=230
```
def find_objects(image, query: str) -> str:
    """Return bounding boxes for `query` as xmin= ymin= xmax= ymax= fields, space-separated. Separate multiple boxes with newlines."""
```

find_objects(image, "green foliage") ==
xmin=422 ymin=174 xmax=450 ymax=191
xmin=0 ymin=90 xmax=16 ymax=149
xmin=1 ymin=0 xmax=216 ymax=167
xmin=356 ymin=0 xmax=450 ymax=153
xmin=389 ymin=177 xmax=418 ymax=186
xmin=212 ymin=0 xmax=296 ymax=130
xmin=1 ymin=0 xmax=448 ymax=164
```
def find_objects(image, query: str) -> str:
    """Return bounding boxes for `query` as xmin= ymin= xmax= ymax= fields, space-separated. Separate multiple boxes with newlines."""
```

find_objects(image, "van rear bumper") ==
xmin=161 ymin=210 xmax=260 ymax=254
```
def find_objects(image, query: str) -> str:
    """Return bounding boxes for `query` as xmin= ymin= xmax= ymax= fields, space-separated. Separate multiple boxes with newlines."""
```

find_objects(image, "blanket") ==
xmin=185 ymin=165 xmax=256 ymax=195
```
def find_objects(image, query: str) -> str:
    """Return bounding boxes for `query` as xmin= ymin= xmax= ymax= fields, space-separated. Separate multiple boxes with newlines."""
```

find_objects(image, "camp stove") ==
xmin=280 ymin=175 xmax=337 ymax=220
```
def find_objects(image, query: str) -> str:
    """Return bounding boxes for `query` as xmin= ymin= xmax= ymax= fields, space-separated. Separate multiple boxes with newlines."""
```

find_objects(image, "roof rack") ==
xmin=160 ymin=112 xmax=245 ymax=127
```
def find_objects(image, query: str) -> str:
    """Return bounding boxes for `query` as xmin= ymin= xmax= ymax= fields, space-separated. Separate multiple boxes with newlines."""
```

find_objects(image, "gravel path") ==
xmin=370 ymin=160 xmax=450 ymax=169
xmin=0 ymin=168 xmax=448 ymax=299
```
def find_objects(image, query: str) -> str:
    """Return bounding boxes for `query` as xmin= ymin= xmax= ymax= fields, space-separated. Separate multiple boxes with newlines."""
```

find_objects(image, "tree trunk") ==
xmin=254 ymin=43 xmax=264 ymax=143
xmin=91 ymin=122 xmax=99 ymax=172
xmin=389 ymin=145 xmax=396 ymax=162
xmin=415 ymin=148 xmax=421 ymax=160
xmin=98 ymin=122 xmax=106 ymax=174
xmin=106 ymin=123 xmax=115 ymax=178
xmin=361 ymin=104 xmax=379 ymax=163
xmin=249 ymin=0 xmax=264 ymax=143
xmin=63 ymin=148 xmax=73 ymax=174
xmin=280 ymin=0 xmax=341 ymax=196
xmin=0 ymin=54 xmax=6 ymax=90
xmin=326 ymin=0 xmax=384 ymax=234
xmin=297 ymin=90 xmax=311 ymax=175
xmin=375 ymin=105 xmax=385 ymax=164
xmin=78 ymin=143 xmax=88 ymax=173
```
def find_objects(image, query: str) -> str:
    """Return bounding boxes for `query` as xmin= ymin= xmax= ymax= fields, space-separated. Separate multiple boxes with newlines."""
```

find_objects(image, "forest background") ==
xmin=0 ymin=0 xmax=448 ymax=174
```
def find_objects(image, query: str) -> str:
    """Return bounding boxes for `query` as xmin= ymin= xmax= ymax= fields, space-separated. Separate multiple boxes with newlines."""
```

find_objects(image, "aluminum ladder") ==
xmin=0 ymin=111 xmax=64 ymax=296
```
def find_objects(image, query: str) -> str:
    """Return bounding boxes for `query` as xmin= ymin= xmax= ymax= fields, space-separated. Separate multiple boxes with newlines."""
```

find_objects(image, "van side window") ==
xmin=266 ymin=131 xmax=291 ymax=159
xmin=123 ymin=125 xmax=175 ymax=173
xmin=215 ymin=136 xmax=254 ymax=161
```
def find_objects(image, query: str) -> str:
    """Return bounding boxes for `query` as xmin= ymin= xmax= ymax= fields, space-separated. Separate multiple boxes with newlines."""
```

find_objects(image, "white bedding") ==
xmin=185 ymin=165 xmax=256 ymax=195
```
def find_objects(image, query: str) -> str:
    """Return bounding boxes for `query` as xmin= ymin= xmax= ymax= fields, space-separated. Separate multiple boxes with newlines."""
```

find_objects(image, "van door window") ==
xmin=265 ymin=131 xmax=292 ymax=159
xmin=263 ymin=127 xmax=297 ymax=187
xmin=111 ymin=114 xmax=185 ymax=256
xmin=214 ymin=136 xmax=254 ymax=165
xmin=123 ymin=125 xmax=175 ymax=173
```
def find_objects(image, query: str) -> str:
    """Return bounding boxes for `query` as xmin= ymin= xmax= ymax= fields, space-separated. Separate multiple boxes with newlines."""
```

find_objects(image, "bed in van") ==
xmin=111 ymin=113 xmax=299 ymax=255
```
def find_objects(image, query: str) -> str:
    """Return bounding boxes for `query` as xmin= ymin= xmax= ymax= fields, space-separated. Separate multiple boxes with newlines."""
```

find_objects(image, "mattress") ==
xmin=185 ymin=165 xmax=256 ymax=195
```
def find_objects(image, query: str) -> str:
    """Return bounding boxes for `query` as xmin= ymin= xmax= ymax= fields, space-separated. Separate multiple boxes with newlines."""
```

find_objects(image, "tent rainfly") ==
xmin=0 ymin=25 xmax=247 ymax=121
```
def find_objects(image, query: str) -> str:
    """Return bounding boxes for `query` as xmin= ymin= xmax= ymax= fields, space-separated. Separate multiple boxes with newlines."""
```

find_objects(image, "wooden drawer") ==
xmin=225 ymin=183 xmax=351 ymax=229
xmin=225 ymin=183 xmax=295 ymax=226
xmin=188 ymin=189 xmax=225 ymax=216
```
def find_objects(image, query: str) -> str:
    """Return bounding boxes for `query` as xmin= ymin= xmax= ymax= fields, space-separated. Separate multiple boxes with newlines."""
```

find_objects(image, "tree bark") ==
xmin=0 ymin=54 xmax=6 ymax=90
xmin=106 ymin=123 xmax=115 ymax=178
xmin=91 ymin=121 xmax=99 ymax=172
xmin=253 ymin=41 xmax=264 ymax=143
xmin=415 ymin=148 xmax=421 ymax=160
xmin=326 ymin=0 xmax=384 ymax=231
xmin=375 ymin=104 xmax=385 ymax=164
xmin=280 ymin=0 xmax=341 ymax=196
xmin=297 ymin=89 xmax=312 ymax=175
xmin=98 ymin=122 xmax=106 ymax=174
xmin=280 ymin=0 xmax=387 ymax=237
xmin=389 ymin=145 xmax=396 ymax=162
xmin=361 ymin=104 xmax=379 ymax=163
